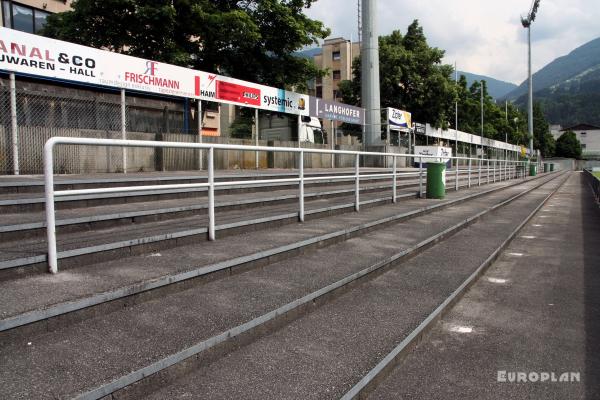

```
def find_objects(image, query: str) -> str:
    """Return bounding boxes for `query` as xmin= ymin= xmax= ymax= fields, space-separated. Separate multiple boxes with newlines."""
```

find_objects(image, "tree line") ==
xmin=41 ymin=2 xmax=581 ymax=157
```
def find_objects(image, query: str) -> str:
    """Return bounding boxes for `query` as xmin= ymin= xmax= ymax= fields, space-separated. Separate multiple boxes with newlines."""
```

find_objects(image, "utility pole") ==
xmin=455 ymin=61 xmax=458 ymax=160
xmin=480 ymin=81 xmax=484 ymax=160
xmin=521 ymin=0 xmax=541 ymax=158
xmin=505 ymin=100 xmax=508 ymax=160
xmin=357 ymin=0 xmax=362 ymax=45
xmin=361 ymin=0 xmax=381 ymax=146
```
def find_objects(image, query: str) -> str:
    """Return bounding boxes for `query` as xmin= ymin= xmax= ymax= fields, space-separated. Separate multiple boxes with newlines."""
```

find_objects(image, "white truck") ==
xmin=260 ymin=115 xmax=325 ymax=144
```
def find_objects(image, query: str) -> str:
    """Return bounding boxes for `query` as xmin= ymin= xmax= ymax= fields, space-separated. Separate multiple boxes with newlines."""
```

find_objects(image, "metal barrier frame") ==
xmin=44 ymin=137 xmax=528 ymax=273
xmin=583 ymin=169 xmax=600 ymax=203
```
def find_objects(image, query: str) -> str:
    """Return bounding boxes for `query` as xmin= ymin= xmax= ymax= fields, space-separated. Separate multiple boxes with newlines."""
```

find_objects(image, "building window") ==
xmin=580 ymin=131 xmax=586 ymax=135
xmin=316 ymin=86 xmax=322 ymax=99
xmin=316 ymin=76 xmax=322 ymax=85
xmin=332 ymin=51 xmax=341 ymax=61
xmin=581 ymin=144 xmax=587 ymax=149
xmin=2 ymin=1 xmax=50 ymax=34
xmin=332 ymin=70 xmax=341 ymax=80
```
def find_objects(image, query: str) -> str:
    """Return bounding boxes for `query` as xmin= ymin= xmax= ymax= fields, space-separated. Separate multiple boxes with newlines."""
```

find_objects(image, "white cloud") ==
xmin=305 ymin=0 xmax=600 ymax=84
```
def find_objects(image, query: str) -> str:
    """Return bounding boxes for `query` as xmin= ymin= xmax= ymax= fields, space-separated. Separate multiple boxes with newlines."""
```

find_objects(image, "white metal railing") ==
xmin=43 ymin=137 xmax=530 ymax=273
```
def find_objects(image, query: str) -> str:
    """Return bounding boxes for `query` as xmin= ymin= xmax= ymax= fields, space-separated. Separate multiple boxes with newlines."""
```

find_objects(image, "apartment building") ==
xmin=308 ymin=37 xmax=360 ymax=102
xmin=561 ymin=123 xmax=600 ymax=159
xmin=1 ymin=0 xmax=72 ymax=33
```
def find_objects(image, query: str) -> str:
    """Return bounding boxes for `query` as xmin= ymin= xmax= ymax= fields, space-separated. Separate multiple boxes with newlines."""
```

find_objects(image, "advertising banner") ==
xmin=0 ymin=27 xmax=197 ymax=98
xmin=0 ymin=27 xmax=310 ymax=115
xmin=387 ymin=107 xmax=412 ymax=131
xmin=413 ymin=146 xmax=452 ymax=167
xmin=309 ymin=98 xmax=364 ymax=125
xmin=193 ymin=71 xmax=309 ymax=115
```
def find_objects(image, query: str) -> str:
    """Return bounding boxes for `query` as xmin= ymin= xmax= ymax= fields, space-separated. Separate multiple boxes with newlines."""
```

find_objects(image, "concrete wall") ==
xmin=546 ymin=158 xmax=576 ymax=171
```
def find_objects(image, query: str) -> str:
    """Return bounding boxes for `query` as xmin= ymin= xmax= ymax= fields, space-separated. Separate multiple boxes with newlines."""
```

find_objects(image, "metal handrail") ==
xmin=583 ymin=169 xmax=600 ymax=202
xmin=43 ymin=137 xmax=528 ymax=273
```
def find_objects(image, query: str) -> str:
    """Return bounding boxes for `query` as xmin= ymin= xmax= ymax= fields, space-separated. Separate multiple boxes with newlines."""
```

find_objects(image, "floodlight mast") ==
xmin=521 ymin=0 xmax=540 ymax=159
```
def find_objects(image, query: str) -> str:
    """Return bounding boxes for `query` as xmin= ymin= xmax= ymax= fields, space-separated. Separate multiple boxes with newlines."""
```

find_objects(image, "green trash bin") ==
xmin=550 ymin=163 xmax=554 ymax=172
xmin=529 ymin=163 xmax=537 ymax=176
xmin=426 ymin=162 xmax=446 ymax=199
xmin=544 ymin=163 xmax=549 ymax=173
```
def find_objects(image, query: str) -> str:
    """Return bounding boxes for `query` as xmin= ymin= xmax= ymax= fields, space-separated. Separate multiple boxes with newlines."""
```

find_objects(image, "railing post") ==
xmin=493 ymin=160 xmax=496 ymax=183
xmin=120 ymin=89 xmax=127 ymax=174
xmin=9 ymin=73 xmax=19 ymax=175
xmin=392 ymin=156 xmax=397 ymax=203
xmin=468 ymin=158 xmax=472 ymax=188
xmin=299 ymin=150 xmax=305 ymax=221
xmin=44 ymin=140 xmax=57 ymax=273
xmin=419 ymin=157 xmax=423 ymax=197
xmin=487 ymin=159 xmax=490 ymax=185
xmin=355 ymin=153 xmax=360 ymax=211
xmin=331 ymin=120 xmax=335 ymax=169
xmin=255 ymin=108 xmax=259 ymax=169
xmin=208 ymin=147 xmax=215 ymax=241
xmin=198 ymin=100 xmax=203 ymax=169
xmin=478 ymin=159 xmax=482 ymax=186
xmin=455 ymin=157 xmax=459 ymax=191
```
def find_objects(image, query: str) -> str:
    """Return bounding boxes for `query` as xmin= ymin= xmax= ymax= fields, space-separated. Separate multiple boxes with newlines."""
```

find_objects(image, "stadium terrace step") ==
xmin=0 ymin=168 xmax=528 ymax=275
xmin=0 ymin=169 xmax=394 ymax=194
xmin=0 ymin=167 xmax=500 ymax=214
xmin=0 ymin=173 xmax=550 ymax=336
xmin=363 ymin=171 xmax=600 ymax=400
xmin=0 ymin=172 xmax=565 ymax=400
xmin=0 ymin=180 xmax=421 ymax=240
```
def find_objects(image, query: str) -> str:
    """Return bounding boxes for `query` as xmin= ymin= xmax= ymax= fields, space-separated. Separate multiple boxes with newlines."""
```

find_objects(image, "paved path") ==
xmin=369 ymin=171 xmax=600 ymax=400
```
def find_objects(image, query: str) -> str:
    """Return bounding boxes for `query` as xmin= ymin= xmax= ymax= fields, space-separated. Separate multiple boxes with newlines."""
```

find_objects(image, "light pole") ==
xmin=521 ymin=0 xmax=541 ymax=159
xmin=480 ymin=80 xmax=484 ymax=160
xmin=455 ymin=61 xmax=458 ymax=162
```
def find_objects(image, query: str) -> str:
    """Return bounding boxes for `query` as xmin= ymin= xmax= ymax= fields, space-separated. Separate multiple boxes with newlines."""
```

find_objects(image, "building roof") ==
xmin=560 ymin=123 xmax=600 ymax=132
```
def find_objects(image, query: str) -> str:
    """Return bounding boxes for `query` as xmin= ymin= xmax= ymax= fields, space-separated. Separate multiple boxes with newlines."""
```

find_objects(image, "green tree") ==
xmin=555 ymin=130 xmax=582 ymax=159
xmin=453 ymin=77 xmax=529 ymax=147
xmin=42 ymin=0 xmax=330 ymax=89
xmin=532 ymin=102 xmax=555 ymax=157
xmin=339 ymin=20 xmax=456 ymax=131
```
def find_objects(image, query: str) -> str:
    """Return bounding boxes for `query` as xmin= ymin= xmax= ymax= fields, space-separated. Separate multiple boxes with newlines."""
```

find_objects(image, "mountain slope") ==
xmin=457 ymin=71 xmax=517 ymax=99
xmin=507 ymin=36 xmax=600 ymax=126
xmin=514 ymin=69 xmax=600 ymax=127
xmin=504 ymin=36 xmax=600 ymax=101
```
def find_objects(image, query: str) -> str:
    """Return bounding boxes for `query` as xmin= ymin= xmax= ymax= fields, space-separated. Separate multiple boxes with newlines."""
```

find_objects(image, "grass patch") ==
xmin=593 ymin=171 xmax=600 ymax=180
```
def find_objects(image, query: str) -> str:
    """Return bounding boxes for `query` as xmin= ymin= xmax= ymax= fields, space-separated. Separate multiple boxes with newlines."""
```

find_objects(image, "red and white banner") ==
xmin=0 ymin=27 xmax=309 ymax=116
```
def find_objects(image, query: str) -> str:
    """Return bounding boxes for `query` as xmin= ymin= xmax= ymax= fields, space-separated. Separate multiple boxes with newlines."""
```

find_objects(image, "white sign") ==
xmin=414 ymin=146 xmax=452 ymax=164
xmin=387 ymin=107 xmax=412 ymax=131
xmin=0 ymin=27 xmax=309 ymax=116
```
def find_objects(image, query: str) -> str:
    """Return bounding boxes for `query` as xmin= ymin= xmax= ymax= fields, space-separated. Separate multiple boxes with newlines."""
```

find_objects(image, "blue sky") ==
xmin=305 ymin=0 xmax=599 ymax=84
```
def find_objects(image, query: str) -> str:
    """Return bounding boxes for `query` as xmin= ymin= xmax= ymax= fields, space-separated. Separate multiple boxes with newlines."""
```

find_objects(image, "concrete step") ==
xmin=0 ymin=174 xmax=538 ymax=336
xmin=0 ymin=179 xmax=422 ymax=240
xmin=0 ymin=169 xmax=414 ymax=212
xmin=0 ymin=169 xmax=524 ymax=275
xmin=0 ymin=172 xmax=565 ymax=400
xmin=132 ymin=173 xmax=569 ymax=400
xmin=0 ymin=168 xmax=399 ymax=194
xmin=0 ymin=168 xmax=501 ymax=214
xmin=363 ymin=172 xmax=599 ymax=400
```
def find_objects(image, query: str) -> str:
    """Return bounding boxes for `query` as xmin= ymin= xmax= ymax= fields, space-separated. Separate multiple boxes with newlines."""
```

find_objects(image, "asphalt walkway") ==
xmin=369 ymin=171 xmax=600 ymax=400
